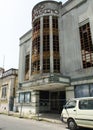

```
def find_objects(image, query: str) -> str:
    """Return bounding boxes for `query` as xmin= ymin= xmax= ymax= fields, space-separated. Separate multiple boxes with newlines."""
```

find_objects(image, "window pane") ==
xmin=2 ymin=87 xmax=7 ymax=98
xmin=90 ymin=84 xmax=93 ymax=96
xmin=79 ymin=99 xmax=93 ymax=110
xmin=75 ymin=85 xmax=89 ymax=98
xmin=25 ymin=92 xmax=31 ymax=103
xmin=66 ymin=101 xmax=76 ymax=108
xmin=19 ymin=93 xmax=24 ymax=103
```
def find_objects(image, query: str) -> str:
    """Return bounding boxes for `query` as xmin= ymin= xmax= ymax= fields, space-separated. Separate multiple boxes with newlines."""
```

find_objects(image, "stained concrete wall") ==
xmin=18 ymin=30 xmax=32 ymax=83
xmin=60 ymin=0 xmax=93 ymax=79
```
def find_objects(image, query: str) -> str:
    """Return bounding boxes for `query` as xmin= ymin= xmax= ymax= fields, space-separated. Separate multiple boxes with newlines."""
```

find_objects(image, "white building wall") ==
xmin=18 ymin=30 xmax=32 ymax=83
xmin=66 ymin=86 xmax=74 ymax=100
xmin=61 ymin=0 xmax=93 ymax=79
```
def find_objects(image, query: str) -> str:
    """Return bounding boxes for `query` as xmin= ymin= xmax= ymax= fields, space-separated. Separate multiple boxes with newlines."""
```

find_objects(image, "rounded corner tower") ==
xmin=31 ymin=0 xmax=61 ymax=77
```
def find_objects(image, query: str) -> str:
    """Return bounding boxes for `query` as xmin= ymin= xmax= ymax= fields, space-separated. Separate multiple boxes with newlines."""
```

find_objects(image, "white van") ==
xmin=61 ymin=97 xmax=93 ymax=130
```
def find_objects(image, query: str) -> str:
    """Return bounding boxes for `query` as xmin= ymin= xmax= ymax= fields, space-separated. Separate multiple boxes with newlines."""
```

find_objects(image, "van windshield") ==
xmin=66 ymin=100 xmax=76 ymax=108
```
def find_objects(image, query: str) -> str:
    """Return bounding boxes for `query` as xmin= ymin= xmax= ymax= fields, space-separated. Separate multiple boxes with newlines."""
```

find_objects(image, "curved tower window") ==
xmin=31 ymin=18 xmax=40 ymax=75
xmin=43 ymin=16 xmax=50 ymax=73
xmin=52 ymin=16 xmax=60 ymax=73
xmin=31 ymin=10 xmax=60 ymax=75
xmin=33 ymin=19 xmax=40 ymax=33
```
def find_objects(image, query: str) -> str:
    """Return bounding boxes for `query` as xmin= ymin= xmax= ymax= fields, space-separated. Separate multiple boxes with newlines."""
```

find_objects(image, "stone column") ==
xmin=18 ymin=45 xmax=25 ymax=82
xmin=31 ymin=90 xmax=39 ymax=114
xmin=49 ymin=16 xmax=54 ymax=73
xmin=66 ymin=86 xmax=74 ymax=99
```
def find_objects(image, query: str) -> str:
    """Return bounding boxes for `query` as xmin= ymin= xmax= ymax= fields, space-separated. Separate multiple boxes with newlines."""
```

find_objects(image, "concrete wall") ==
xmin=18 ymin=30 xmax=32 ymax=83
xmin=61 ymin=0 xmax=93 ymax=79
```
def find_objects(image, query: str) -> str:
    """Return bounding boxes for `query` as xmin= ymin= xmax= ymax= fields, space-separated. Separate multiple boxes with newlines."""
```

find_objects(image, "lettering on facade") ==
xmin=32 ymin=3 xmax=59 ymax=20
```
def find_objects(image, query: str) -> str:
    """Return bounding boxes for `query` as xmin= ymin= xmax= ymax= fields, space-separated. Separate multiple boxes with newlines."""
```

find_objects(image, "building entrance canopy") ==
xmin=21 ymin=74 xmax=70 ymax=91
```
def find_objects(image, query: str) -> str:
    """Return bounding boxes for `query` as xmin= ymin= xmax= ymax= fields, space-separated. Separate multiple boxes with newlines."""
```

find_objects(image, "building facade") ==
xmin=17 ymin=0 xmax=93 ymax=114
xmin=0 ymin=68 xmax=18 ymax=111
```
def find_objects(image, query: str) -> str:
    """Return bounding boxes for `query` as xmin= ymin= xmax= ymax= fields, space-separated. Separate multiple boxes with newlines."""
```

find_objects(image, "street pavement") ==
xmin=0 ymin=114 xmax=67 ymax=130
xmin=0 ymin=114 xmax=92 ymax=130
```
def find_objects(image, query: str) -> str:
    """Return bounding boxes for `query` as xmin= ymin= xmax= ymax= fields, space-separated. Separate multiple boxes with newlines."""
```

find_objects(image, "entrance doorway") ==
xmin=39 ymin=91 xmax=66 ymax=113
xmin=50 ymin=91 xmax=66 ymax=113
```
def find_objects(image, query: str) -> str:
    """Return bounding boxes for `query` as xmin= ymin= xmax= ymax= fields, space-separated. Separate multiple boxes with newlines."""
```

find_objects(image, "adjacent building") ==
xmin=0 ymin=68 xmax=18 ymax=111
xmin=17 ymin=0 xmax=93 ymax=114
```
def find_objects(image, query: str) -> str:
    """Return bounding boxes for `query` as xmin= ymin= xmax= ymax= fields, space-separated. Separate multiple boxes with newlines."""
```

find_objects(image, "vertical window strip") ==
xmin=25 ymin=54 xmax=30 ymax=80
xmin=79 ymin=22 xmax=93 ymax=68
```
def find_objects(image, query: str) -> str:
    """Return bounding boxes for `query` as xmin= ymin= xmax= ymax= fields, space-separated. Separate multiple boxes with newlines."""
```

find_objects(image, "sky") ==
xmin=0 ymin=0 xmax=67 ymax=71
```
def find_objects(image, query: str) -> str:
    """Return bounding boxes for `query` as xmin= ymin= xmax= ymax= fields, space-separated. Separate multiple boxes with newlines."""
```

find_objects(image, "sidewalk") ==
xmin=0 ymin=110 xmax=65 ymax=125
xmin=37 ymin=113 xmax=62 ymax=124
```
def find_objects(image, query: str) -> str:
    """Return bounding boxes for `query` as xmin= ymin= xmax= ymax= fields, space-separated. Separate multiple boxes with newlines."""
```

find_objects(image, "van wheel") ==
xmin=67 ymin=119 xmax=77 ymax=130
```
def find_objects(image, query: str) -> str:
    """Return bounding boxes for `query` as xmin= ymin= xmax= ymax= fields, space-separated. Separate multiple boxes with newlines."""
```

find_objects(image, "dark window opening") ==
xmin=53 ymin=35 xmax=59 ymax=52
xmin=75 ymin=84 xmax=93 ymax=98
xmin=54 ymin=59 xmax=60 ymax=72
xmin=43 ymin=35 xmax=49 ymax=51
xmin=79 ymin=22 xmax=93 ymax=68
xmin=31 ymin=60 xmax=40 ymax=74
xmin=43 ymin=59 xmax=50 ymax=73
xmin=25 ymin=54 xmax=30 ymax=80
xmin=43 ymin=16 xmax=49 ymax=28
xmin=52 ymin=16 xmax=58 ymax=29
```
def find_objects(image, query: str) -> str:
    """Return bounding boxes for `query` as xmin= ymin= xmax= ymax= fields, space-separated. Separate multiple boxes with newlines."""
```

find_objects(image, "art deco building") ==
xmin=17 ymin=0 xmax=93 ymax=114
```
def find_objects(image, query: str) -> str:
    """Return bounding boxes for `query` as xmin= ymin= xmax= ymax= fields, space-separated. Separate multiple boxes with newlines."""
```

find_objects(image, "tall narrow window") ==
xmin=32 ymin=18 xmax=40 ymax=75
xmin=52 ymin=16 xmax=58 ymax=29
xmin=43 ymin=59 xmax=50 ymax=73
xmin=25 ymin=54 xmax=30 ymax=80
xmin=54 ymin=59 xmax=60 ymax=73
xmin=43 ymin=16 xmax=50 ymax=73
xmin=53 ymin=35 xmax=59 ymax=52
xmin=2 ymin=86 xmax=7 ymax=98
xmin=43 ymin=16 xmax=49 ymax=28
xmin=43 ymin=35 xmax=49 ymax=51
xmin=52 ymin=16 xmax=60 ymax=73
xmin=79 ymin=22 xmax=93 ymax=68
xmin=32 ymin=36 xmax=40 ymax=55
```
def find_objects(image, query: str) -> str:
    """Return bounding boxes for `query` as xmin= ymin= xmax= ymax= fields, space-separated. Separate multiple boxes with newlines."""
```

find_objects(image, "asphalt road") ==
xmin=0 ymin=114 xmax=67 ymax=130
xmin=0 ymin=114 xmax=92 ymax=130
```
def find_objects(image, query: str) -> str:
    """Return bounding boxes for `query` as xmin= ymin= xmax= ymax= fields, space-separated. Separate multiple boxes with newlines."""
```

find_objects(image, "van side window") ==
xmin=66 ymin=100 xmax=76 ymax=108
xmin=79 ymin=99 xmax=93 ymax=110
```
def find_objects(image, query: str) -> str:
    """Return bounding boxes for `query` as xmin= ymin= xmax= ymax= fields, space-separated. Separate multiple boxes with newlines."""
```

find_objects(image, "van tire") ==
xmin=67 ymin=118 xmax=77 ymax=130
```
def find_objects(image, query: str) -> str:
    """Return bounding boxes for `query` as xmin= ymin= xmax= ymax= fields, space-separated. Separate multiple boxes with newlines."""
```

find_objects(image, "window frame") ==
xmin=1 ymin=86 xmax=7 ymax=98
xmin=79 ymin=22 xmax=93 ymax=68
xmin=19 ymin=92 xmax=31 ymax=103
